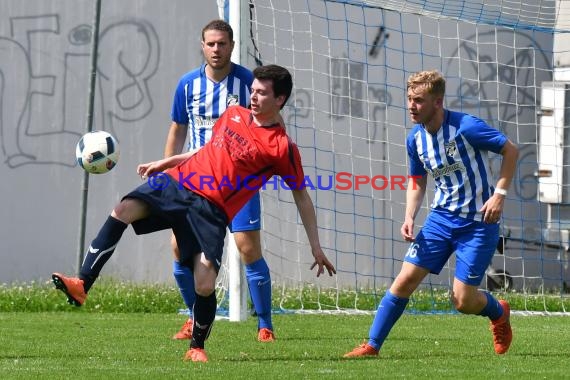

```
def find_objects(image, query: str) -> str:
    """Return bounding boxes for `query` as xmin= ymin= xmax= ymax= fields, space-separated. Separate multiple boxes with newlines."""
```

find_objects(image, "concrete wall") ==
xmin=1 ymin=0 xmax=568 ymax=291
xmin=0 ymin=0 xmax=218 ymax=283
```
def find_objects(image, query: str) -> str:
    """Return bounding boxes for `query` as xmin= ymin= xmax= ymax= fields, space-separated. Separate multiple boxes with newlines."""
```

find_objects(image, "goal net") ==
xmin=216 ymin=0 xmax=570 ymax=315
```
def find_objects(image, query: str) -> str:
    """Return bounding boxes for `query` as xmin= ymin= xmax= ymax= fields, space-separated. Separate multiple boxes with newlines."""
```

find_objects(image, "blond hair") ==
xmin=407 ymin=70 xmax=446 ymax=97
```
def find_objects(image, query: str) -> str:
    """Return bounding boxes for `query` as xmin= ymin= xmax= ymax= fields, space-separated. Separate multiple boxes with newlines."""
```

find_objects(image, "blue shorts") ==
xmin=229 ymin=192 xmax=261 ymax=232
xmin=404 ymin=210 xmax=499 ymax=286
xmin=124 ymin=175 xmax=228 ymax=272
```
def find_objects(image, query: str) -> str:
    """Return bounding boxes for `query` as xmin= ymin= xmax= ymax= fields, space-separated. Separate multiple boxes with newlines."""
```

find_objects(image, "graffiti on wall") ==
xmin=0 ymin=14 xmax=159 ymax=168
xmin=445 ymin=30 xmax=552 ymax=201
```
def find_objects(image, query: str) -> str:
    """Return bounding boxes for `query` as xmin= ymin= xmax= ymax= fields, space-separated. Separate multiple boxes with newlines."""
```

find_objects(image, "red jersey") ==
xmin=165 ymin=106 xmax=305 ymax=220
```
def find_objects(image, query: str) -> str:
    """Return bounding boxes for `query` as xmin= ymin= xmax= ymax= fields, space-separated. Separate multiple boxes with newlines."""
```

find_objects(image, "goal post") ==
xmin=218 ymin=0 xmax=570 ymax=316
xmin=222 ymin=0 xmax=250 ymax=322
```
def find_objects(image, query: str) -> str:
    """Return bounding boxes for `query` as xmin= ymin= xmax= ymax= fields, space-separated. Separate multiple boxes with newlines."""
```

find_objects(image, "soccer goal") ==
xmin=216 ymin=0 xmax=570 ymax=317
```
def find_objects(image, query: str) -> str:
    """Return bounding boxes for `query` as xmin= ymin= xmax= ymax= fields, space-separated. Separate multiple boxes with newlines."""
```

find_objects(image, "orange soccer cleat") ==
xmin=51 ymin=273 xmax=87 ymax=306
xmin=184 ymin=347 xmax=208 ymax=362
xmin=172 ymin=318 xmax=193 ymax=340
xmin=257 ymin=327 xmax=275 ymax=342
xmin=343 ymin=343 xmax=379 ymax=358
xmin=490 ymin=299 xmax=513 ymax=354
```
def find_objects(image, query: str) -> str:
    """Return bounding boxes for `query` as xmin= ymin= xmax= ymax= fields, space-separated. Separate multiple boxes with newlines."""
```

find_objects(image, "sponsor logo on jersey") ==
xmin=194 ymin=115 xmax=216 ymax=127
xmin=445 ymin=141 xmax=457 ymax=157
xmin=227 ymin=94 xmax=239 ymax=106
xmin=429 ymin=161 xmax=465 ymax=179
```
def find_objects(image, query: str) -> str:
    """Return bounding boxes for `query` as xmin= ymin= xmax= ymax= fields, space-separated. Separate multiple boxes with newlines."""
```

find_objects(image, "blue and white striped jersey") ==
xmin=406 ymin=110 xmax=507 ymax=221
xmin=171 ymin=63 xmax=253 ymax=150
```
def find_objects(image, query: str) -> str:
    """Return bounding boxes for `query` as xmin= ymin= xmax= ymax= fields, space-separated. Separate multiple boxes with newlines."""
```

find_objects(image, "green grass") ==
xmin=0 ymin=312 xmax=568 ymax=379
xmin=0 ymin=280 xmax=568 ymax=378
xmin=2 ymin=278 xmax=569 ymax=313
xmin=0 ymin=279 xmax=183 ymax=313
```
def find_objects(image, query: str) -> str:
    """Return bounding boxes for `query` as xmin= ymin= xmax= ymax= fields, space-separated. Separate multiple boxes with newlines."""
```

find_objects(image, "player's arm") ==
xmin=164 ymin=121 xmax=188 ymax=158
xmin=480 ymin=139 xmax=519 ymax=223
xmin=137 ymin=149 xmax=199 ymax=179
xmin=291 ymin=188 xmax=336 ymax=277
xmin=401 ymin=175 xmax=427 ymax=242
xmin=495 ymin=139 xmax=518 ymax=191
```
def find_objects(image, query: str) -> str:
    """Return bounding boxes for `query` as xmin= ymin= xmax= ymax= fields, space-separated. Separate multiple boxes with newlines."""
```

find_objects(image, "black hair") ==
xmin=253 ymin=65 xmax=293 ymax=109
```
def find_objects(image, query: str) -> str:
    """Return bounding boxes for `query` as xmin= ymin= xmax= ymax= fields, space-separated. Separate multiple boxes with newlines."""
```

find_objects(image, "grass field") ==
xmin=1 ymin=311 xmax=568 ymax=379
xmin=1 ymin=280 xmax=568 ymax=378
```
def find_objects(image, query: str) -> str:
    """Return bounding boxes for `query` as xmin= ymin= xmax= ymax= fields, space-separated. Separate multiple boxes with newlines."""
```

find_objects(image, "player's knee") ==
xmin=451 ymin=281 xmax=482 ymax=313
xmin=390 ymin=274 xmax=421 ymax=297
xmin=193 ymin=265 xmax=217 ymax=296
xmin=235 ymin=232 xmax=262 ymax=264
xmin=111 ymin=201 xmax=130 ymax=222
xmin=194 ymin=282 xmax=215 ymax=297
xmin=451 ymin=293 xmax=475 ymax=313
xmin=111 ymin=198 xmax=147 ymax=224
xmin=453 ymin=300 xmax=470 ymax=313
xmin=239 ymin=246 xmax=262 ymax=264
xmin=450 ymin=294 xmax=462 ymax=311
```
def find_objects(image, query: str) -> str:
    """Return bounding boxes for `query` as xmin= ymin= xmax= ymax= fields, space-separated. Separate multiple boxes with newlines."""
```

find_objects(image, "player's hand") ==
xmin=137 ymin=160 xmax=164 ymax=179
xmin=309 ymin=248 xmax=336 ymax=277
xmin=480 ymin=193 xmax=505 ymax=224
xmin=401 ymin=218 xmax=415 ymax=242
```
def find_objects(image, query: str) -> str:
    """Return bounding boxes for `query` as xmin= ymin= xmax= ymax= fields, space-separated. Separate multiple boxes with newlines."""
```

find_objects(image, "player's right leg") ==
xmin=184 ymin=252 xmax=218 ymax=363
xmin=53 ymin=198 xmax=149 ymax=306
xmin=171 ymin=233 xmax=196 ymax=340
xmin=230 ymin=193 xmax=275 ymax=342
xmin=234 ymin=230 xmax=275 ymax=342
xmin=345 ymin=217 xmax=448 ymax=358
xmin=343 ymin=262 xmax=428 ymax=358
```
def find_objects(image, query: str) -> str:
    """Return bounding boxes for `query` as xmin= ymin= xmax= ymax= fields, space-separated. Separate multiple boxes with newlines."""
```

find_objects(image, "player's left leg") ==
xmin=452 ymin=278 xmax=512 ymax=354
xmin=453 ymin=221 xmax=512 ymax=354
xmin=178 ymin=193 xmax=227 ymax=362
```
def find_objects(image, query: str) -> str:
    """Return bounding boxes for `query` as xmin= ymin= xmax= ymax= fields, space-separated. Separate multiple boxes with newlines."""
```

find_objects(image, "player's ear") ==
xmin=276 ymin=94 xmax=286 ymax=109
xmin=435 ymin=95 xmax=444 ymax=108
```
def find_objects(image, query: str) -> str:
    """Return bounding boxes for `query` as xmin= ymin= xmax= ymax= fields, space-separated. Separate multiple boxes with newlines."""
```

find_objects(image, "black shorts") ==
xmin=123 ymin=175 xmax=228 ymax=272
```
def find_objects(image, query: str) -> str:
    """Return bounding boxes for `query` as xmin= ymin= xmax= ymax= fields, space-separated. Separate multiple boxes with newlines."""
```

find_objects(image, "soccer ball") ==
xmin=75 ymin=130 xmax=120 ymax=174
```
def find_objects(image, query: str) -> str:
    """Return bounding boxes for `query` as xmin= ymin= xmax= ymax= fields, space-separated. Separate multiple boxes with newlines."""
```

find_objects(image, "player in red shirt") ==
xmin=51 ymin=64 xmax=336 ymax=363
xmin=164 ymin=104 xmax=305 ymax=221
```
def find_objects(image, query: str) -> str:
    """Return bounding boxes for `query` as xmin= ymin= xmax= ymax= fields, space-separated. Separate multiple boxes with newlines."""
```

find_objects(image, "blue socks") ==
xmin=173 ymin=260 xmax=196 ymax=313
xmin=80 ymin=216 xmax=127 ymax=292
xmin=172 ymin=258 xmax=273 ymax=330
xmin=366 ymin=290 xmax=502 ymax=351
xmin=174 ymin=256 xmax=272 ymax=330
xmin=368 ymin=290 xmax=409 ymax=351
xmin=477 ymin=291 xmax=503 ymax=320
xmin=245 ymin=258 xmax=273 ymax=330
